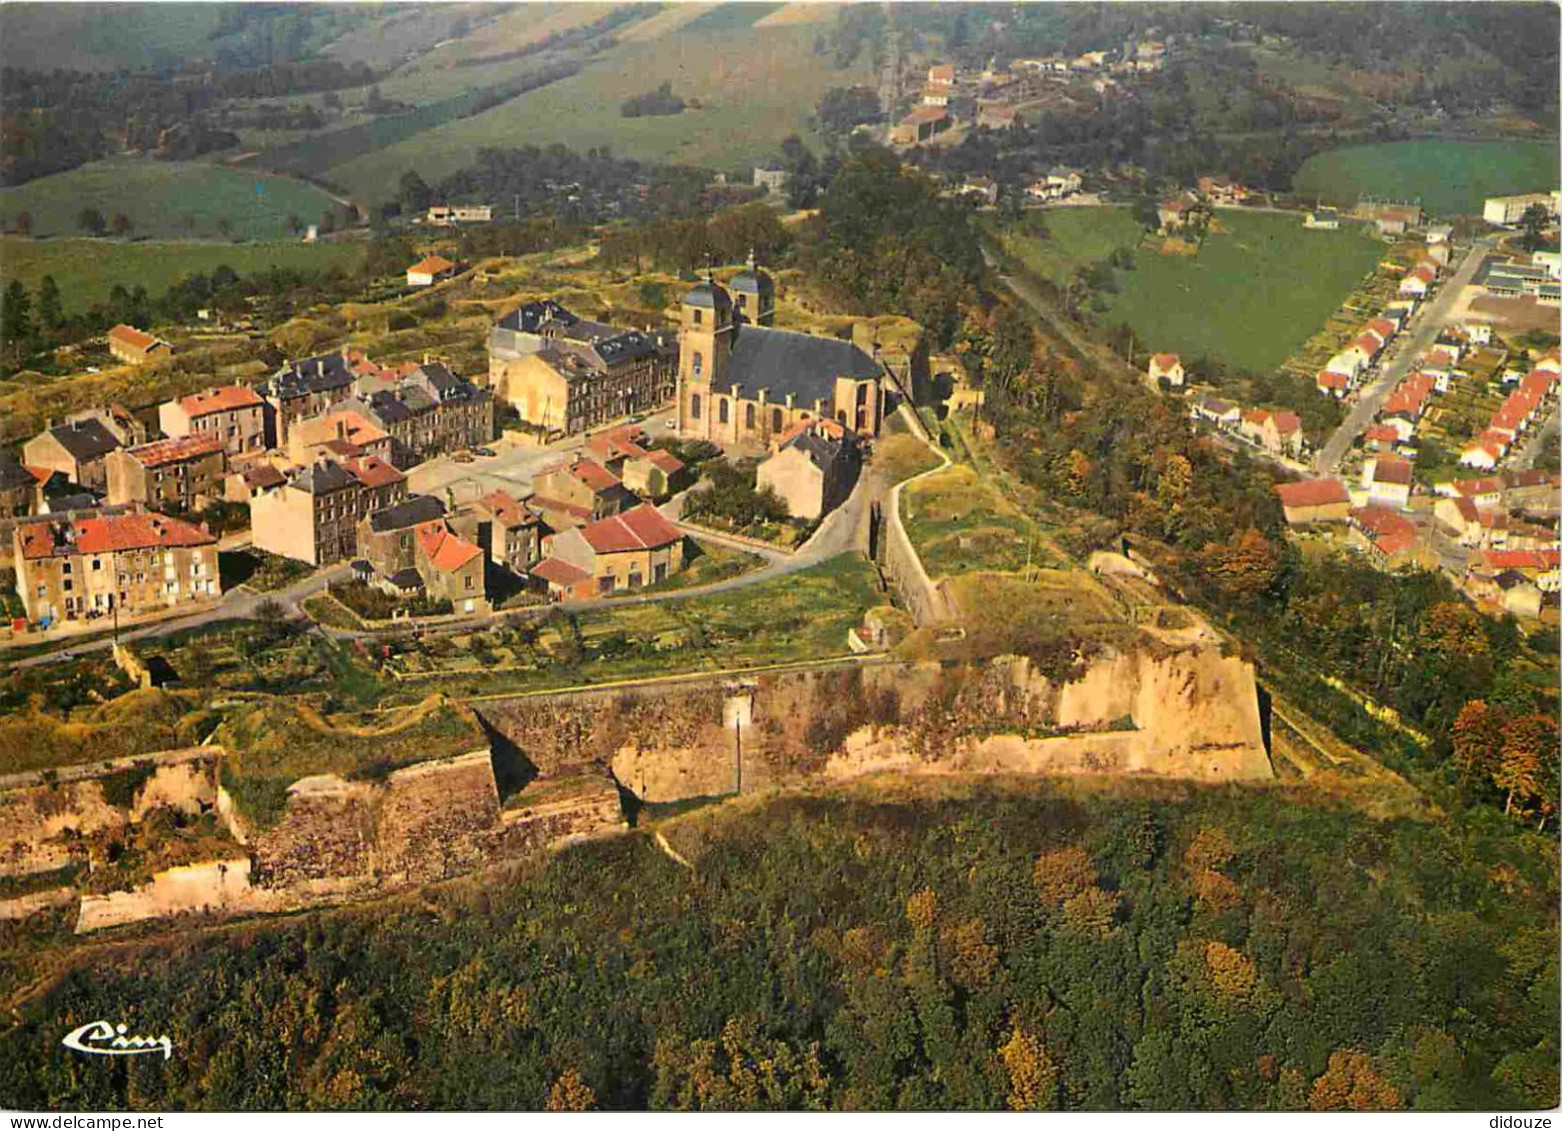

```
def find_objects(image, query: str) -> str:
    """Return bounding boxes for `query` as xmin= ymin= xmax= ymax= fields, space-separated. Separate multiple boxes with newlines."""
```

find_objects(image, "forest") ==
xmin=1 ymin=785 xmax=1554 ymax=1110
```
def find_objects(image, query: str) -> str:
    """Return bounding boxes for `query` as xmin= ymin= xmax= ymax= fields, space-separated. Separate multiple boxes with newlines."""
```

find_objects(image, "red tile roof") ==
xmin=17 ymin=513 xmax=214 ymax=560
xmin=532 ymin=557 xmax=591 ymax=586
xmin=1274 ymin=478 xmax=1349 ymax=509
xmin=178 ymin=385 xmax=262 ymax=416
xmin=127 ymin=434 xmax=225 ymax=468
xmin=1481 ymin=549 xmax=1560 ymax=571
xmin=1317 ymin=370 xmax=1349 ymax=390
xmin=415 ymin=520 xmax=482 ymax=572
xmin=1366 ymin=318 xmax=1396 ymax=340
xmin=409 ymin=255 xmax=456 ymax=276
xmin=580 ymin=503 xmax=682 ymax=554
xmin=1453 ymin=476 xmax=1504 ymax=497
xmin=344 ymin=455 xmax=404 ymax=489
xmin=1151 ymin=352 xmax=1181 ymax=370
xmin=570 ymin=457 xmax=622 ymax=493
xmin=1351 ymin=506 xmax=1417 ymax=555
xmin=1371 ymin=455 xmax=1413 ymax=486
xmin=1271 ymin=410 xmax=1301 ymax=436
xmin=479 ymin=489 xmax=539 ymax=527
xmin=109 ymin=324 xmax=161 ymax=351
xmin=1364 ymin=424 xmax=1400 ymax=444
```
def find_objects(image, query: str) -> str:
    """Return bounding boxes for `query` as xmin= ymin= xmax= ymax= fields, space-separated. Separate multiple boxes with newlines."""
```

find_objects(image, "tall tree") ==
xmin=36 ymin=275 xmax=63 ymax=332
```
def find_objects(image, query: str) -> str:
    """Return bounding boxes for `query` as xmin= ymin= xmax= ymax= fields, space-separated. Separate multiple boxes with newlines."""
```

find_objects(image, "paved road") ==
xmin=1514 ymin=402 xmax=1560 ymax=470
xmin=1314 ymin=239 xmax=1493 ymax=474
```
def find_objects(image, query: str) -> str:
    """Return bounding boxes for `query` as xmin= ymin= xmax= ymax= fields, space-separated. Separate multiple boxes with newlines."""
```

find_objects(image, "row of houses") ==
xmin=1315 ymin=303 xmax=1415 ymax=398
xmin=1459 ymin=351 xmax=1561 ymax=470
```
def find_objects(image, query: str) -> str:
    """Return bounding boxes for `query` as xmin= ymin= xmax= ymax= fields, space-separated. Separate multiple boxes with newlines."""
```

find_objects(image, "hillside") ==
xmin=1 ymin=778 xmax=1554 ymax=1110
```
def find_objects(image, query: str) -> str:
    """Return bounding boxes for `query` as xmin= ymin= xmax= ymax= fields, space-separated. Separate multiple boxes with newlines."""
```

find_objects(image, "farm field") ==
xmin=994 ymin=207 xmax=1383 ymax=373
xmin=1293 ymin=140 xmax=1560 ymax=218
xmin=0 ymin=238 xmax=367 ymax=315
xmin=0 ymin=159 xmax=347 ymax=241
xmin=323 ymin=22 xmax=874 ymax=203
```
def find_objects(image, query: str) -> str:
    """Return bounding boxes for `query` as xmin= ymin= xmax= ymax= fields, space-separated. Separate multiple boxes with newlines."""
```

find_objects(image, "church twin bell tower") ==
xmin=676 ymin=270 xmax=734 ymax=436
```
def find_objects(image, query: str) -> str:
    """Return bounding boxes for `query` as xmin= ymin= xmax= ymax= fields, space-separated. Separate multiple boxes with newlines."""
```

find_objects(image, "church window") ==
xmin=837 ymin=410 xmax=848 ymax=424
xmin=719 ymin=399 xmax=730 ymax=424
xmin=693 ymin=351 xmax=703 ymax=377
xmin=772 ymin=408 xmax=783 ymax=431
xmin=691 ymin=393 xmax=702 ymax=419
xmin=857 ymin=383 xmax=869 ymax=405
xmin=693 ymin=309 xmax=703 ymax=326
xmin=745 ymin=403 xmax=756 ymax=429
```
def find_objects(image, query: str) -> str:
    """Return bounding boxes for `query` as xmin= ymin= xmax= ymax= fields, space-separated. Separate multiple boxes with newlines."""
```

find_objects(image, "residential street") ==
xmin=1314 ymin=238 xmax=1494 ymax=474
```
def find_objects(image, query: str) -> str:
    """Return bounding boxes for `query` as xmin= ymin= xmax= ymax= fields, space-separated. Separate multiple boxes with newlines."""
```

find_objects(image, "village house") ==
xmin=1316 ymin=369 xmax=1351 ymax=398
xmin=1459 ymin=431 xmax=1509 ymax=470
xmin=927 ymin=62 xmax=956 ymax=89
xmin=1348 ymin=506 xmax=1425 ymax=570
xmin=889 ymin=105 xmax=951 ymax=146
xmin=1157 ymin=199 xmax=1188 ymax=231
xmin=976 ymin=103 xmax=1020 ymax=130
xmin=756 ymin=418 xmax=862 ymax=522
xmin=104 ymin=435 xmax=227 ymax=513
xmin=1482 ymin=192 xmax=1561 ymax=227
xmin=21 ymin=418 xmax=123 ymax=494
xmin=1435 ymin=496 xmax=1512 ymax=549
xmin=533 ymin=503 xmax=686 ymax=600
xmin=286 ymin=408 xmax=396 ymax=466
xmin=530 ymin=456 xmax=637 ymax=532
xmin=1026 ymin=168 xmax=1083 ymax=202
xmin=158 ymin=385 xmax=271 ymax=456
xmin=1399 ymin=263 xmax=1437 ymax=298
xmin=107 ymin=324 xmax=172 ymax=366
xmin=1147 ymin=352 xmax=1184 ymax=387
xmin=451 ymin=490 xmax=544 ymax=577
xmin=0 ymin=452 xmax=35 ymax=518
xmin=676 ymin=276 xmax=887 ymax=447
xmin=1189 ymin=394 xmax=1241 ymax=429
xmin=1363 ymin=423 xmax=1402 ymax=453
xmin=921 ymin=86 xmax=951 ymax=108
xmin=488 ymin=299 xmax=677 ymax=435
xmin=13 ymin=512 xmax=219 ymax=624
xmin=338 ymin=363 xmax=493 ymax=467
xmin=753 ymin=163 xmax=791 ymax=194
xmin=67 ymin=404 xmax=146 ymax=448
xmin=1196 ymin=177 xmax=1248 ymax=205
xmin=426 ymin=204 xmax=492 ymax=225
xmin=1304 ymin=208 xmax=1341 ymax=230
xmin=583 ymin=426 xmax=688 ymax=500
xmin=262 ymin=351 xmax=358 ymax=446
xmin=406 ymin=254 xmax=458 ymax=288
xmin=354 ymin=495 xmax=488 ymax=614
xmin=1273 ymin=478 xmax=1351 ymax=526
xmin=1361 ymin=454 xmax=1413 ymax=509
xmin=1238 ymin=408 xmax=1303 ymax=459
xmin=224 ymin=462 xmax=287 ymax=505
xmin=958 ymin=175 xmax=998 ymax=205
xmin=249 ymin=455 xmax=407 ymax=566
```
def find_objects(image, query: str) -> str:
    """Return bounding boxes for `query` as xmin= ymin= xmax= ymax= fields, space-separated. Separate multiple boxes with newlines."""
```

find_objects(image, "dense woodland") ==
xmin=1 ymin=788 xmax=1554 ymax=1110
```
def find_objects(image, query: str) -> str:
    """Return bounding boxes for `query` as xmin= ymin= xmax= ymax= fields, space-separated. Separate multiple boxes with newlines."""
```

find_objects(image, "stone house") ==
xmin=756 ymin=419 xmax=862 ymax=522
xmin=21 ymin=418 xmax=123 ymax=494
xmin=1147 ymin=352 xmax=1184 ymax=387
xmin=13 ymin=512 xmax=218 ymax=624
xmin=534 ymin=503 xmax=685 ymax=599
xmin=105 ymin=435 xmax=228 ymax=513
xmin=250 ymin=456 xmax=407 ymax=566
xmin=158 ymin=385 xmax=271 ymax=456
xmin=1273 ymin=478 xmax=1350 ymax=526
xmin=107 ymin=324 xmax=172 ymax=365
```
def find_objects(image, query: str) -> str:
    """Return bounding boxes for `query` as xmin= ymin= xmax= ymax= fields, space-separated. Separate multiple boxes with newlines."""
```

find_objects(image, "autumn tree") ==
xmin=546 ymin=1067 xmax=596 ymax=1111
xmin=1202 ymin=527 xmax=1282 ymax=603
xmin=905 ymin=887 xmax=939 ymax=931
xmin=1309 ymin=1050 xmax=1404 ymax=1111
xmin=942 ymin=917 xmax=998 ymax=989
xmin=1450 ymin=700 xmax=1503 ymax=791
xmin=1494 ymin=714 xmax=1558 ymax=823
xmin=1033 ymin=845 xmax=1095 ymax=910
xmin=999 ymin=1027 xmax=1058 ymax=1111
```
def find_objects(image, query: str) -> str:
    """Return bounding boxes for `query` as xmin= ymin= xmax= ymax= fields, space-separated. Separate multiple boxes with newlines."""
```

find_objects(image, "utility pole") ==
xmin=734 ymin=716 xmax=742 ymax=795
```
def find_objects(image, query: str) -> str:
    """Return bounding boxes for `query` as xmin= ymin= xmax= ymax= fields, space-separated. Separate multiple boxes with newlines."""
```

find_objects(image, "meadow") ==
xmin=994 ymin=207 xmax=1383 ymax=373
xmin=0 ymin=159 xmax=346 ymax=241
xmin=323 ymin=21 xmax=874 ymax=202
xmin=0 ymin=237 xmax=366 ymax=314
xmin=1293 ymin=140 xmax=1560 ymax=218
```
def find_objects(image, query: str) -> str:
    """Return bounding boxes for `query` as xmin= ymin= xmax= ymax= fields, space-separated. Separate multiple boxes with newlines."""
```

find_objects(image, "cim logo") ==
xmin=62 ymin=1020 xmax=174 ymax=1061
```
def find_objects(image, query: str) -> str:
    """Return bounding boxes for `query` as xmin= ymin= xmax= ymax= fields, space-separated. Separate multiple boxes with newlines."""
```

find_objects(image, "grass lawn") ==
xmin=0 ymin=159 xmax=348 ymax=241
xmin=901 ymin=463 xmax=1057 ymax=578
xmin=993 ymin=207 xmax=1383 ymax=373
xmin=0 ymin=237 xmax=366 ymax=315
xmin=324 ymin=22 xmax=873 ymax=202
xmin=1293 ymin=140 xmax=1560 ymax=218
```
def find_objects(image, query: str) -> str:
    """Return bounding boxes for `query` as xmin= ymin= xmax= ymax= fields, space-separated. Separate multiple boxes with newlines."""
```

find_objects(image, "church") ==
xmin=676 ymin=263 xmax=887 ymax=448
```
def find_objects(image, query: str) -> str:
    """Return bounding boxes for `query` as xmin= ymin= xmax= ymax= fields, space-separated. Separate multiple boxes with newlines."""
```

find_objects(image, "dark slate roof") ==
xmin=498 ymin=300 xmax=577 ymax=333
xmin=291 ymin=459 xmax=359 ymax=495
xmin=412 ymin=362 xmax=485 ymax=404
xmin=730 ymin=270 xmax=772 ymax=295
xmin=368 ymin=494 xmax=446 ymax=533
xmin=47 ymin=419 xmax=121 ymax=463
xmin=387 ymin=567 xmax=425 ymax=591
xmin=683 ymin=279 xmax=732 ymax=311
xmin=268 ymin=351 xmax=354 ymax=399
xmin=716 ymin=326 xmax=880 ymax=404
xmin=786 ymin=427 xmax=856 ymax=471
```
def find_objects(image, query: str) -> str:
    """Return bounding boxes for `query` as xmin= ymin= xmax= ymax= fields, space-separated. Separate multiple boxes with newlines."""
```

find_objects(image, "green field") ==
xmin=0 ymin=237 xmax=366 ymax=314
xmin=1294 ymin=140 xmax=1560 ymax=218
xmin=994 ymin=208 xmax=1383 ymax=373
xmin=0 ymin=2 xmax=227 ymax=71
xmin=324 ymin=22 xmax=874 ymax=202
xmin=0 ymin=159 xmax=347 ymax=241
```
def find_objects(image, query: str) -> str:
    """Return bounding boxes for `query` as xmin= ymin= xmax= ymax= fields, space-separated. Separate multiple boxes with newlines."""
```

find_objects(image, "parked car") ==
xmin=474 ymin=447 xmax=497 ymax=458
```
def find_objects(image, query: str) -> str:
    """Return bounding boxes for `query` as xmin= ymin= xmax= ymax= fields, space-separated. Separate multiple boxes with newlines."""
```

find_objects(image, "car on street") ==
xmin=474 ymin=447 xmax=497 ymax=457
